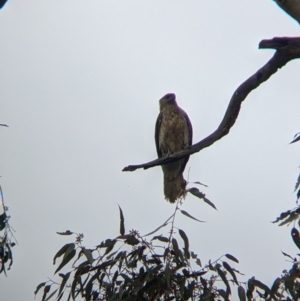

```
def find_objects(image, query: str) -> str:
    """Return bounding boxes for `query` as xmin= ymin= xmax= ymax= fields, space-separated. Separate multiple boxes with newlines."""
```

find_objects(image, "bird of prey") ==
xmin=155 ymin=93 xmax=193 ymax=203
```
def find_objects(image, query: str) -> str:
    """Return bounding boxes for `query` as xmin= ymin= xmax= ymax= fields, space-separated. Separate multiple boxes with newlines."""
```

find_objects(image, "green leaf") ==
xmin=225 ymin=253 xmax=239 ymax=263
xmin=271 ymin=277 xmax=281 ymax=296
xmin=62 ymin=244 xmax=76 ymax=261
xmin=218 ymin=289 xmax=227 ymax=300
xmin=179 ymin=229 xmax=190 ymax=259
xmin=247 ymin=277 xmax=255 ymax=300
xmin=272 ymin=210 xmax=291 ymax=223
xmin=252 ymin=279 xmax=271 ymax=294
xmin=74 ymin=261 xmax=90 ymax=277
xmin=165 ymin=265 xmax=171 ymax=288
xmin=53 ymin=243 xmax=74 ymax=265
xmin=45 ymin=289 xmax=57 ymax=301
xmin=104 ymin=239 xmax=117 ymax=255
xmin=120 ymin=273 xmax=132 ymax=283
xmin=42 ymin=285 xmax=51 ymax=301
xmin=56 ymin=230 xmax=73 ymax=235
xmin=143 ymin=214 xmax=174 ymax=237
xmin=34 ymin=282 xmax=46 ymax=296
xmin=57 ymin=290 xmax=64 ymax=301
xmin=281 ymin=250 xmax=294 ymax=260
xmin=223 ymin=261 xmax=238 ymax=285
xmin=279 ymin=211 xmax=298 ymax=226
xmin=112 ymin=270 xmax=118 ymax=284
xmin=237 ymin=286 xmax=246 ymax=301
xmin=125 ymin=235 xmax=139 ymax=246
xmin=290 ymin=132 xmax=300 ymax=144
xmin=188 ymin=187 xmax=204 ymax=198
xmin=118 ymin=205 xmax=125 ymax=235
xmin=163 ymin=248 xmax=170 ymax=262
xmin=54 ymin=249 xmax=76 ymax=275
xmin=191 ymin=251 xmax=197 ymax=259
xmin=6 ymin=243 xmax=13 ymax=270
xmin=92 ymin=260 xmax=116 ymax=272
xmin=172 ymin=238 xmax=180 ymax=255
xmin=188 ymin=187 xmax=217 ymax=210
xmin=180 ymin=210 xmax=204 ymax=222
xmin=152 ymin=235 xmax=169 ymax=243
xmin=192 ymin=181 xmax=208 ymax=187
xmin=294 ymin=174 xmax=300 ymax=192
xmin=85 ymin=271 xmax=101 ymax=301
xmin=216 ymin=266 xmax=231 ymax=297
xmin=106 ymin=250 xmax=118 ymax=260
xmin=71 ymin=276 xmax=81 ymax=301
xmin=179 ymin=229 xmax=189 ymax=252
xmin=82 ymin=248 xmax=94 ymax=263
xmin=57 ymin=272 xmax=71 ymax=298
xmin=291 ymin=227 xmax=300 ymax=249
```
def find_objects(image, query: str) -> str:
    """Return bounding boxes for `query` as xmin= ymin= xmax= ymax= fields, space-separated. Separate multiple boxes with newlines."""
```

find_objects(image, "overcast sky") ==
xmin=1 ymin=1 xmax=300 ymax=300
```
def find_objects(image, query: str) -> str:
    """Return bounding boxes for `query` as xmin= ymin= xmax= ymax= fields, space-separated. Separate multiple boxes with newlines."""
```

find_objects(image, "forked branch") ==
xmin=123 ymin=37 xmax=300 ymax=172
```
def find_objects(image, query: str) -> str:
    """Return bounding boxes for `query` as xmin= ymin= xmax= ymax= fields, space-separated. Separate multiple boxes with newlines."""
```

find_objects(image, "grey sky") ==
xmin=1 ymin=0 xmax=300 ymax=300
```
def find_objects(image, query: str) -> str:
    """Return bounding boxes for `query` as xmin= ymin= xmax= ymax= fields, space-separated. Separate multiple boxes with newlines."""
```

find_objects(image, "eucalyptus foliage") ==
xmin=35 ymin=137 xmax=300 ymax=301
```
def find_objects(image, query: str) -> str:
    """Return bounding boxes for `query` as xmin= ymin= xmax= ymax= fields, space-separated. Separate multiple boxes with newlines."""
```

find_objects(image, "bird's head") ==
xmin=159 ymin=93 xmax=177 ymax=110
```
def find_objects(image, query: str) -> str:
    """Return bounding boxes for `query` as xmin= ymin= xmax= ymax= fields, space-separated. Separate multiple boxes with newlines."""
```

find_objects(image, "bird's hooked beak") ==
xmin=159 ymin=93 xmax=177 ymax=110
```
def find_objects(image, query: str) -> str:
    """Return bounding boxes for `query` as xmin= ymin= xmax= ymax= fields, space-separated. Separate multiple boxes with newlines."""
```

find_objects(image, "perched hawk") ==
xmin=155 ymin=93 xmax=193 ymax=203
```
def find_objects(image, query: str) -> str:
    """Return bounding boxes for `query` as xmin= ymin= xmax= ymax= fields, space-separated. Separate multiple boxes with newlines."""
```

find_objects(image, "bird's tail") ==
xmin=163 ymin=173 xmax=187 ymax=203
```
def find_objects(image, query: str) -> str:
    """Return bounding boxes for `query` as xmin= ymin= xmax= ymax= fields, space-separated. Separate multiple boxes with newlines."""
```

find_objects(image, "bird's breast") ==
xmin=159 ymin=109 xmax=188 ymax=155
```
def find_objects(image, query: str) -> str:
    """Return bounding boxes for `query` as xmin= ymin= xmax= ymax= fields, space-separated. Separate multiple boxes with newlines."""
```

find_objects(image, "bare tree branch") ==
xmin=123 ymin=37 xmax=300 ymax=172
xmin=273 ymin=0 xmax=300 ymax=24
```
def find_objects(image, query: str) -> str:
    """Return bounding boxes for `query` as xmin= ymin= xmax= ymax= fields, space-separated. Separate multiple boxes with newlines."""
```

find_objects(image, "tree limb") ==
xmin=273 ymin=0 xmax=300 ymax=24
xmin=123 ymin=37 xmax=300 ymax=172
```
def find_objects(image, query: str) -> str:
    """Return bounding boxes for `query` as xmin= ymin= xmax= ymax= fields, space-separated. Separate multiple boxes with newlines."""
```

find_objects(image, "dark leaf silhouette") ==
xmin=216 ymin=266 xmax=231 ymax=297
xmin=188 ymin=187 xmax=217 ymax=210
xmin=271 ymin=277 xmax=281 ymax=296
xmin=71 ymin=276 xmax=81 ymax=301
xmin=143 ymin=214 xmax=173 ymax=236
xmin=57 ymin=272 xmax=71 ymax=297
xmin=54 ymin=249 xmax=76 ymax=275
xmin=42 ymin=285 xmax=51 ymax=301
xmin=290 ymin=132 xmax=300 ymax=144
xmin=151 ymin=235 xmax=169 ymax=243
xmin=225 ymin=253 xmax=239 ymax=263
xmin=252 ymin=279 xmax=271 ymax=295
xmin=278 ymin=211 xmax=298 ymax=226
xmin=82 ymin=248 xmax=94 ymax=263
xmin=281 ymin=250 xmax=295 ymax=260
xmin=44 ymin=289 xmax=57 ymax=301
xmin=56 ymin=230 xmax=73 ymax=236
xmin=223 ymin=261 xmax=238 ymax=285
xmin=237 ymin=285 xmax=246 ymax=301
xmin=180 ymin=210 xmax=204 ymax=222
xmin=196 ymin=258 xmax=202 ymax=267
xmin=294 ymin=174 xmax=300 ymax=192
xmin=118 ymin=205 xmax=125 ymax=236
xmin=272 ymin=210 xmax=291 ymax=223
xmin=179 ymin=229 xmax=189 ymax=251
xmin=53 ymin=243 xmax=74 ymax=265
xmin=191 ymin=181 xmax=208 ymax=187
xmin=34 ymin=282 xmax=46 ymax=296
xmin=291 ymin=227 xmax=300 ymax=249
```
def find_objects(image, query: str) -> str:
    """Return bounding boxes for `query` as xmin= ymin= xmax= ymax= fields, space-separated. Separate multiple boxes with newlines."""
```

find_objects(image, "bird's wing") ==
xmin=155 ymin=112 xmax=163 ymax=158
xmin=181 ymin=110 xmax=193 ymax=172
